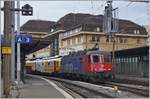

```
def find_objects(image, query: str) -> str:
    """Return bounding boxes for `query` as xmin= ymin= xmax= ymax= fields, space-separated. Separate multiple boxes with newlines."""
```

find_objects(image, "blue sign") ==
xmin=16 ymin=35 xmax=32 ymax=43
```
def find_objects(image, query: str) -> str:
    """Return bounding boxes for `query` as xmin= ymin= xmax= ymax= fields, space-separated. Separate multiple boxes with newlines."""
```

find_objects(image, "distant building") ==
xmin=24 ymin=13 xmax=148 ymax=58
xmin=59 ymin=25 xmax=148 ymax=56
xmin=20 ymin=20 xmax=56 ymax=59
xmin=57 ymin=13 xmax=148 ymax=56
xmin=143 ymin=25 xmax=150 ymax=46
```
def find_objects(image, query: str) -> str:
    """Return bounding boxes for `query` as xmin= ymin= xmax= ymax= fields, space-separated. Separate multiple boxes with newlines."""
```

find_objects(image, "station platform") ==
xmin=9 ymin=74 xmax=148 ymax=98
xmin=15 ymin=74 xmax=73 ymax=98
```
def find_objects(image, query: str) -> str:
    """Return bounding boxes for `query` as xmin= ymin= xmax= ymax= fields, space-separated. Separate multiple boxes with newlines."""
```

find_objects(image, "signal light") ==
xmin=22 ymin=4 xmax=33 ymax=16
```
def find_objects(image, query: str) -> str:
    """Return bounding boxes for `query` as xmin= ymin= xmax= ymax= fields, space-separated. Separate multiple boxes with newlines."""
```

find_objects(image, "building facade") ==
xmin=59 ymin=25 xmax=148 ymax=56
xmin=20 ymin=20 xmax=56 ymax=59
xmin=25 ymin=13 xmax=148 ymax=58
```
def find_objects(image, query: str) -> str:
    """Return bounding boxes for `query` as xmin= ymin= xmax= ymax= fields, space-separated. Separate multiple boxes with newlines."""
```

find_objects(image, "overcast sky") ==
xmin=20 ymin=1 xmax=149 ymax=26
xmin=0 ymin=1 xmax=149 ymax=33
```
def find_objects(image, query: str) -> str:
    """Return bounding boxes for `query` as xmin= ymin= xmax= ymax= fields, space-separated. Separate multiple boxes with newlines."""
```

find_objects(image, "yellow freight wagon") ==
xmin=43 ymin=59 xmax=54 ymax=73
xmin=54 ymin=58 xmax=61 ymax=73
xmin=42 ymin=57 xmax=61 ymax=74
xmin=25 ymin=60 xmax=36 ymax=73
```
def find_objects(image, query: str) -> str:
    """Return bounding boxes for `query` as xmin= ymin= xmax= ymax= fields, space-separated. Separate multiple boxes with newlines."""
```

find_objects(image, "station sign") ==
xmin=16 ymin=35 xmax=32 ymax=43
xmin=2 ymin=47 xmax=12 ymax=54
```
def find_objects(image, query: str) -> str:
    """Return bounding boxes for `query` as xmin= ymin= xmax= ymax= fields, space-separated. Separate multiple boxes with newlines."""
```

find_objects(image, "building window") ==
xmin=124 ymin=38 xmax=127 ymax=43
xmin=96 ymin=27 xmax=100 ymax=32
xmin=69 ymin=31 xmax=72 ymax=35
xmin=70 ymin=39 xmax=72 ymax=45
xmin=137 ymin=39 xmax=140 ymax=44
xmin=72 ymin=38 xmax=76 ymax=44
xmin=119 ymin=38 xmax=123 ymax=43
xmin=137 ymin=30 xmax=140 ymax=34
xmin=134 ymin=30 xmax=140 ymax=34
xmin=96 ymin=36 xmax=100 ymax=41
xmin=79 ymin=27 xmax=82 ymax=31
xmin=78 ymin=36 xmax=81 ymax=43
xmin=92 ymin=36 xmax=95 ymax=41
xmin=106 ymin=37 xmax=109 ymax=42
xmin=91 ymin=36 xmax=100 ymax=42
xmin=75 ymin=29 xmax=78 ymax=33
xmin=67 ymin=39 xmax=70 ymax=45
xmin=134 ymin=30 xmax=137 ymax=34
xmin=51 ymin=28 xmax=54 ymax=32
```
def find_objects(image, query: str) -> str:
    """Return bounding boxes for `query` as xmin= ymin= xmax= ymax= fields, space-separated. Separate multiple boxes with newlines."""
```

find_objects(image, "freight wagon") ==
xmin=25 ymin=57 xmax=61 ymax=75
xmin=25 ymin=60 xmax=36 ymax=74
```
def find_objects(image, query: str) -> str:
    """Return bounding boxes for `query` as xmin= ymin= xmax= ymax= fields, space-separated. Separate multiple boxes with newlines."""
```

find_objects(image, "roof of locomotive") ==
xmin=86 ymin=50 xmax=111 ymax=55
xmin=66 ymin=50 xmax=111 ymax=57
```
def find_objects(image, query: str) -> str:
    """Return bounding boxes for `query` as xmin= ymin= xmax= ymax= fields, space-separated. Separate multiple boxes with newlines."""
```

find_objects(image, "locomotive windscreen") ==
xmin=104 ymin=55 xmax=111 ymax=63
xmin=92 ymin=55 xmax=99 ymax=63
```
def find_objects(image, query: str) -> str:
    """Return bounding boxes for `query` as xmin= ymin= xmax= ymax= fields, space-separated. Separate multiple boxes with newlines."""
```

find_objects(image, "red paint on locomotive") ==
xmin=83 ymin=51 xmax=112 ymax=73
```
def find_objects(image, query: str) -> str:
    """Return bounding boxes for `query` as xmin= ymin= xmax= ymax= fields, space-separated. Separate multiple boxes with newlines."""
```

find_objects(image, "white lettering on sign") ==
xmin=26 ymin=38 xmax=30 ymax=43
xmin=18 ymin=38 xmax=22 ymax=42
xmin=16 ymin=35 xmax=32 ymax=43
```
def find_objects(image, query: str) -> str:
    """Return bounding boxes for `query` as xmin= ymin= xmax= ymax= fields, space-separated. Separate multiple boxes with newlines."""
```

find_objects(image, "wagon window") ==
xmin=92 ymin=55 xmax=99 ymax=63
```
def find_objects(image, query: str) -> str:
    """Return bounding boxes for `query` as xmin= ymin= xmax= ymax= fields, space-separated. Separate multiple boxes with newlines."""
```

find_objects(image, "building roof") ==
xmin=52 ymin=13 xmax=147 ymax=35
xmin=114 ymin=46 xmax=149 ymax=57
xmin=20 ymin=20 xmax=56 ymax=33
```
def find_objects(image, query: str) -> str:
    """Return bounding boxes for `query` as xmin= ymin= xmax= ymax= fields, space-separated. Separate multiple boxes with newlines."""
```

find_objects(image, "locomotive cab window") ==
xmin=104 ymin=55 xmax=111 ymax=63
xmin=91 ymin=55 xmax=99 ymax=63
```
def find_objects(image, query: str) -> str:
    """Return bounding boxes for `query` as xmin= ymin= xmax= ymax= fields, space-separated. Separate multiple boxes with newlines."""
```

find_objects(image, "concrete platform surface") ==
xmin=18 ymin=74 xmax=73 ymax=98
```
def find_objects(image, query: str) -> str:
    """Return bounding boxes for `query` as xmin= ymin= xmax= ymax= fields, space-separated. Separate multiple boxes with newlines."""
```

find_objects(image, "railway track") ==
xmin=45 ymin=77 xmax=115 ymax=98
xmin=44 ymin=76 xmax=145 ymax=98
xmin=51 ymin=80 xmax=84 ymax=98
xmin=103 ymin=81 xmax=149 ymax=97
xmin=111 ymin=78 xmax=149 ymax=87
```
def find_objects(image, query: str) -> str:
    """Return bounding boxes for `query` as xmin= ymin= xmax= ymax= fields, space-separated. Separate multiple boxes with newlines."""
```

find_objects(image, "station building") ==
xmin=22 ymin=13 xmax=148 ymax=58
xmin=20 ymin=20 xmax=56 ymax=59
xmin=57 ymin=13 xmax=148 ymax=56
xmin=59 ymin=25 xmax=148 ymax=56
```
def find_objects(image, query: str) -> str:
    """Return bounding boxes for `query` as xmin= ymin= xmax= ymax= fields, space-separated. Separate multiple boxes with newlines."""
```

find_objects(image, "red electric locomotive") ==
xmin=83 ymin=50 xmax=112 ymax=73
xmin=61 ymin=50 xmax=113 ymax=81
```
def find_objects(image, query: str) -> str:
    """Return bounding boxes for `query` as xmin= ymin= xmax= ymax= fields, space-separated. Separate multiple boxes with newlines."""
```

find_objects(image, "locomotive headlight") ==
xmin=95 ymin=68 xmax=97 ymax=71
xmin=101 ymin=64 xmax=104 ymax=68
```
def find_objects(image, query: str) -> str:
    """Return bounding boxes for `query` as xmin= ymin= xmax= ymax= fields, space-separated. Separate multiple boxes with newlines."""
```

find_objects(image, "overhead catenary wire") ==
xmin=93 ymin=1 xmax=106 ymax=14
xmin=90 ymin=0 xmax=94 ymax=15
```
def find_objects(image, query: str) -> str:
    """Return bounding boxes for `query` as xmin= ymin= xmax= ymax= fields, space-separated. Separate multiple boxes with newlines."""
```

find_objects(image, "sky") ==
xmin=20 ymin=1 xmax=149 ymax=26
xmin=0 ymin=0 xmax=149 ymax=33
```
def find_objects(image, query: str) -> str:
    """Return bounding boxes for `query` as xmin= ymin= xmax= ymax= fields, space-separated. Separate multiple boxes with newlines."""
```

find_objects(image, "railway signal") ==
xmin=22 ymin=4 xmax=33 ymax=16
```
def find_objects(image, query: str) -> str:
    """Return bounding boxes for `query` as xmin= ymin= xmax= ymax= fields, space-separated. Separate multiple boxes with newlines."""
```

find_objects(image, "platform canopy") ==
xmin=21 ymin=30 xmax=64 ymax=55
xmin=19 ymin=20 xmax=57 ymax=54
